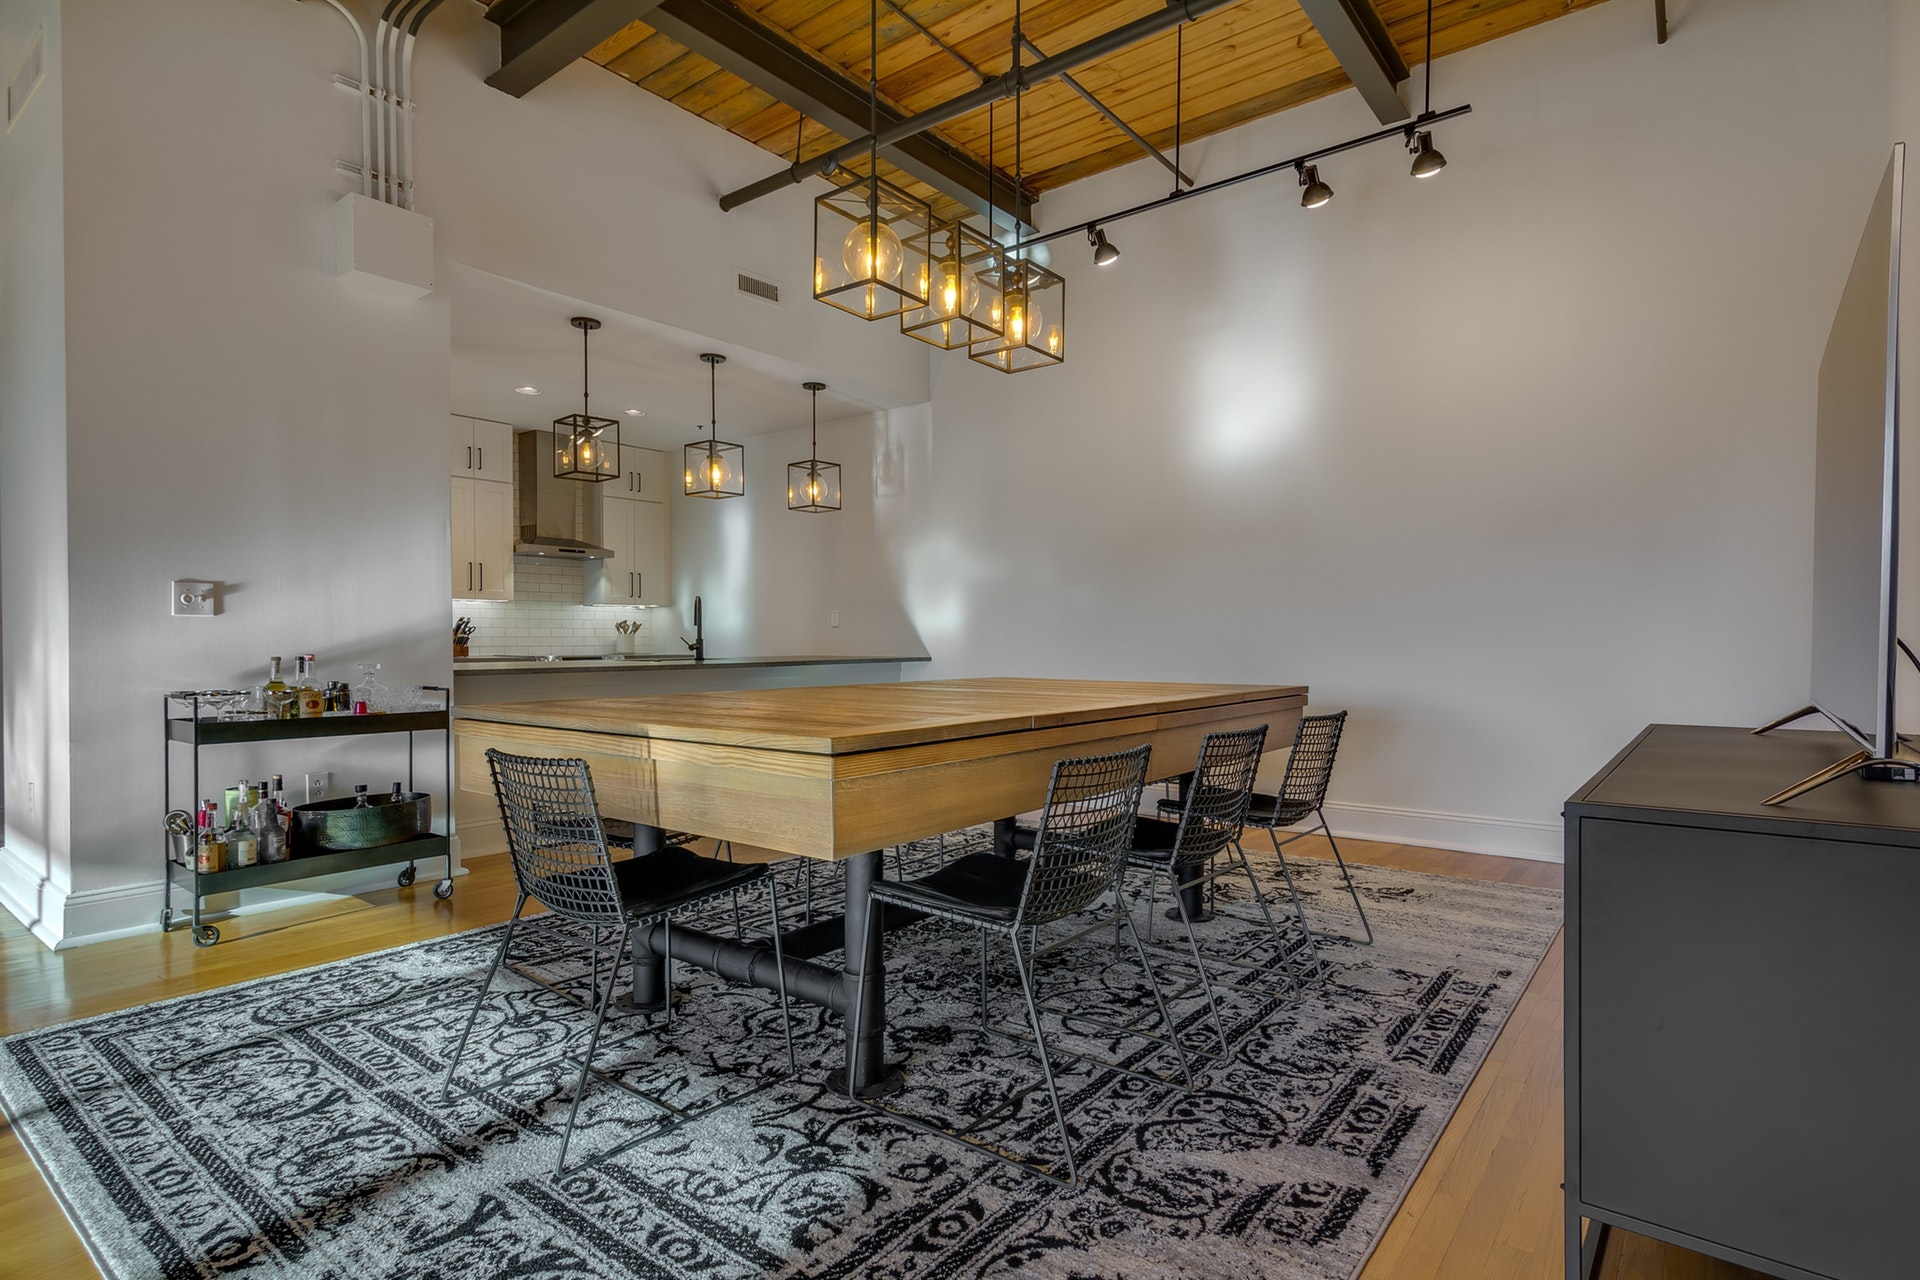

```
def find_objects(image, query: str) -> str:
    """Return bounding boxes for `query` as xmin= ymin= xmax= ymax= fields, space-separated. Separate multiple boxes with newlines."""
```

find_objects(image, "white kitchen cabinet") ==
xmin=450 ymin=416 xmax=514 ymax=483
xmin=452 ymin=476 xmax=514 ymax=601
xmin=585 ymin=463 xmax=669 ymax=607
xmin=612 ymin=443 xmax=667 ymax=501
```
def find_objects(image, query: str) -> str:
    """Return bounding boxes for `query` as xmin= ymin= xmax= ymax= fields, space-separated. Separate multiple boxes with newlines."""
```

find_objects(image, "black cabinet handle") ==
xmin=467 ymin=562 xmax=473 ymax=592
xmin=477 ymin=446 xmax=483 ymax=471
xmin=467 ymin=445 xmax=472 ymax=470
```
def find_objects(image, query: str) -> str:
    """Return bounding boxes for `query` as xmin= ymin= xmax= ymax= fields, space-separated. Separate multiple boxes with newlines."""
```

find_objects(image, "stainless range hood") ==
xmin=514 ymin=430 xmax=615 ymax=559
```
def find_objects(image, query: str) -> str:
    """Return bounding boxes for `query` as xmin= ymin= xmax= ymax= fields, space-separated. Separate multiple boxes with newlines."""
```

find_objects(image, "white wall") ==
xmin=669 ymin=409 xmax=928 ymax=658
xmin=908 ymin=0 xmax=1899 ymax=857
xmin=0 ymin=0 xmax=72 ymax=940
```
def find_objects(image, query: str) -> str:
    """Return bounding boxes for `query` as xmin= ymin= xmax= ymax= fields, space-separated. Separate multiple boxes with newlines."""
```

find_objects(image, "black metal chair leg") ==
xmin=1118 ymin=910 xmax=1193 ymax=1090
xmin=1226 ymin=839 xmax=1308 ymax=996
xmin=1007 ymin=932 xmax=1076 ymax=1186
xmin=1171 ymin=865 xmax=1232 ymax=1057
xmin=441 ymin=894 xmax=525 ymax=1101
xmin=662 ymin=917 xmax=674 ymax=1027
xmin=554 ymin=921 xmax=633 ymax=1179
xmin=979 ymin=931 xmax=990 ymax=1029
xmin=766 ymin=878 xmax=797 ymax=1073
xmin=1266 ymin=828 xmax=1326 ymax=982
xmin=1317 ymin=810 xmax=1373 ymax=944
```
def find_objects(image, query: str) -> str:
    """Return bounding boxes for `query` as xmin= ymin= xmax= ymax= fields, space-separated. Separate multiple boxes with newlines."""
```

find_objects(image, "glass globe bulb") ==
xmin=843 ymin=217 xmax=903 ymax=284
xmin=936 ymin=258 xmax=979 ymax=317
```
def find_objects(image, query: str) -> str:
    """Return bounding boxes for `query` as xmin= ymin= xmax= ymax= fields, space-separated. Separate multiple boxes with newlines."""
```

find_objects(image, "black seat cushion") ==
xmin=615 ymin=846 xmax=764 ymax=918
xmin=875 ymin=852 xmax=1030 ymax=924
xmin=601 ymin=818 xmax=699 ymax=850
xmin=1243 ymin=793 xmax=1317 ymax=828
xmin=532 ymin=845 xmax=763 ymax=921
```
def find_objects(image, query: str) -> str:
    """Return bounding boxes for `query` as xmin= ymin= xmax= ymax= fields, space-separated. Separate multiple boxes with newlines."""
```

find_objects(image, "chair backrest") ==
xmin=1016 ymin=744 xmax=1153 ymax=929
xmin=1169 ymin=725 xmax=1269 ymax=864
xmin=1277 ymin=711 xmax=1347 ymax=812
xmin=486 ymin=749 xmax=626 ymax=926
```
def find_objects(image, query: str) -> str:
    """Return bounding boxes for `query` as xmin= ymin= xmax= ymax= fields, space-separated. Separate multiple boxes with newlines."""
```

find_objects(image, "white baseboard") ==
xmin=1 ymin=836 xmax=469 ymax=950
xmin=1320 ymin=801 xmax=1562 ymax=863
xmin=0 ymin=842 xmax=66 ymax=950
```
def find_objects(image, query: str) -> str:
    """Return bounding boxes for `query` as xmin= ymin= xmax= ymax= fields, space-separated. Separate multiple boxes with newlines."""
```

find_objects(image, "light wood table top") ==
xmin=455 ymin=677 xmax=1306 ymax=859
xmin=456 ymin=677 xmax=1305 ymax=755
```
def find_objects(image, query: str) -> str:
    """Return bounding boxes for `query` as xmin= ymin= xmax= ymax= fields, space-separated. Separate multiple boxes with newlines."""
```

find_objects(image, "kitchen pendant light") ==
xmin=552 ymin=317 xmax=620 ymax=482
xmin=683 ymin=353 xmax=744 ymax=499
xmin=971 ymin=9 xmax=1064 ymax=374
xmin=788 ymin=381 xmax=842 ymax=513
xmin=814 ymin=0 xmax=932 ymax=321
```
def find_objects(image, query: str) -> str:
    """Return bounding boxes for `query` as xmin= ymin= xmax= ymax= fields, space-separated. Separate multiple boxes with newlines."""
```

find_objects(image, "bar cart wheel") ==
xmin=161 ymin=907 xmax=174 ymax=932
xmin=433 ymin=879 xmax=454 ymax=900
xmin=193 ymin=925 xmax=220 ymax=947
xmin=398 ymin=864 xmax=417 ymax=888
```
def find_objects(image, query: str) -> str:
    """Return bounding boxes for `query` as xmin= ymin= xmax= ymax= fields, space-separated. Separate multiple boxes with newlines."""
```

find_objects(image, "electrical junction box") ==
xmin=333 ymin=193 xmax=433 ymax=298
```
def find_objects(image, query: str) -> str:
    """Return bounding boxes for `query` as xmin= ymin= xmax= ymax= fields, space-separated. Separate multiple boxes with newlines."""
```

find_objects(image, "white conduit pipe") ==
xmin=376 ymin=0 xmax=411 ymax=203
xmin=310 ymin=0 xmax=371 ymax=197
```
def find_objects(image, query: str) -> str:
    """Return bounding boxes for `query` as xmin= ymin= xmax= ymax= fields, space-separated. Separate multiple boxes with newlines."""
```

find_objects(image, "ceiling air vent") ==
xmin=7 ymin=27 xmax=43 ymax=131
xmin=736 ymin=272 xmax=780 ymax=305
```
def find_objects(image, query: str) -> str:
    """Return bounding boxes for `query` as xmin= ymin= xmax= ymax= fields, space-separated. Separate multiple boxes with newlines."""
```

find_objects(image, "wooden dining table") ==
xmin=454 ymin=676 xmax=1306 ymax=1094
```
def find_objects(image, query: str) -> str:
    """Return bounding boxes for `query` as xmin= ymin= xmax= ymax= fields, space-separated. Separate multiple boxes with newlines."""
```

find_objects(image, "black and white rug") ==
xmin=1 ymin=834 xmax=1560 ymax=1280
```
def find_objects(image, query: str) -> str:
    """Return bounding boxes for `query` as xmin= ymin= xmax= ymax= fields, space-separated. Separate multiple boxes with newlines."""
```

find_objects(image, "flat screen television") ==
xmin=1807 ymin=143 xmax=1905 ymax=758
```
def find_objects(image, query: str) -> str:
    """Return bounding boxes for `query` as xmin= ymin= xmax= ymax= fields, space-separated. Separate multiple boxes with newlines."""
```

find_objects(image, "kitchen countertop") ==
xmin=452 ymin=654 xmax=930 ymax=675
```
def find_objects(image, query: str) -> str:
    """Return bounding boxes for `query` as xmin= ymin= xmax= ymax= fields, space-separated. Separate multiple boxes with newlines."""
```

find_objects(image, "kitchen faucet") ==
xmin=680 ymin=595 xmax=704 ymax=662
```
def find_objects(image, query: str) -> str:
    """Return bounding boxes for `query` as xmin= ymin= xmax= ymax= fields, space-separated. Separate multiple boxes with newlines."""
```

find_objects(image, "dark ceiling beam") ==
xmin=1292 ymin=0 xmax=1411 ymax=124
xmin=643 ymin=0 xmax=1034 ymax=230
xmin=486 ymin=0 xmax=668 ymax=98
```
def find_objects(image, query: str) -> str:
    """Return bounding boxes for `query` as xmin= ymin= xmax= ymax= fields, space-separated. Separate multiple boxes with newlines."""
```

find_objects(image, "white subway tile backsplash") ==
xmin=454 ymin=556 xmax=666 ymax=656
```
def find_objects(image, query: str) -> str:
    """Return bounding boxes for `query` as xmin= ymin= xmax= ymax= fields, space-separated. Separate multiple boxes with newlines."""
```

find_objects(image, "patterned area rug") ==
xmin=1 ymin=833 xmax=1560 ymax=1280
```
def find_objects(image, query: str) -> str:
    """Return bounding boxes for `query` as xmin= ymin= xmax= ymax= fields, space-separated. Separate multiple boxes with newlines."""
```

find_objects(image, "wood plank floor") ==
xmin=0 ymin=837 xmax=1768 ymax=1279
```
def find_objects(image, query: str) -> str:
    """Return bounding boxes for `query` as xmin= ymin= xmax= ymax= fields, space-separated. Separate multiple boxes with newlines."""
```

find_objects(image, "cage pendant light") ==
xmin=814 ymin=0 xmax=932 ymax=321
xmin=901 ymin=219 xmax=1004 ymax=348
xmin=553 ymin=317 xmax=621 ymax=481
xmin=971 ymin=17 xmax=1064 ymax=373
xmin=683 ymin=353 xmax=745 ymax=499
xmin=788 ymin=381 xmax=843 ymax=512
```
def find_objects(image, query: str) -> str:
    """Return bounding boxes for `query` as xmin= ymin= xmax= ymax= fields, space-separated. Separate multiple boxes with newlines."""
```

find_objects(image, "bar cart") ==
xmin=162 ymin=687 xmax=454 ymax=946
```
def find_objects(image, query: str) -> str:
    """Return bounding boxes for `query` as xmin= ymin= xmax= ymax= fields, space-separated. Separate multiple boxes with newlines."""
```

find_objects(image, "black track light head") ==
xmin=1089 ymin=226 xmax=1120 ymax=267
xmin=1298 ymin=164 xmax=1333 ymax=209
xmin=1408 ymin=129 xmax=1447 ymax=179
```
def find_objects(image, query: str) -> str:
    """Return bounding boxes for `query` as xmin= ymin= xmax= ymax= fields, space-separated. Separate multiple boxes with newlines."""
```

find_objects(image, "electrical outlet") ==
xmin=306 ymin=772 xmax=331 ymax=803
xmin=830 ymin=610 xmax=840 ymax=628
xmin=171 ymin=579 xmax=219 ymax=617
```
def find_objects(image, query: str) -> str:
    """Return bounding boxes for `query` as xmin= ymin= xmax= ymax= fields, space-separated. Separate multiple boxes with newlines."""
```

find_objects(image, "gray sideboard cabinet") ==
xmin=1564 ymin=724 xmax=1920 ymax=1280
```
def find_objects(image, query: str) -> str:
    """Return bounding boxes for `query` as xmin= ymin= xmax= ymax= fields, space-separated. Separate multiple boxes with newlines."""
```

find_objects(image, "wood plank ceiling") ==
xmin=527 ymin=0 xmax=1606 ymax=222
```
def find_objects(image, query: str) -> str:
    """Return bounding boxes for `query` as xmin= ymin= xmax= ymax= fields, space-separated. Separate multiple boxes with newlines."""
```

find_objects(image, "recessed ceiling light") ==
xmin=515 ymin=385 xmax=541 ymax=396
xmin=625 ymin=408 xmax=644 ymax=416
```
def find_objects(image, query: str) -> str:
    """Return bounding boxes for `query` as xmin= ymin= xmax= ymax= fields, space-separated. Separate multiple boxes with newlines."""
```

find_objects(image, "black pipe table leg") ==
xmin=828 ymin=849 xmax=905 ymax=1097
xmin=993 ymin=817 xmax=1018 ymax=857
xmin=621 ymin=823 xmax=670 ymax=1012
xmin=1165 ymin=771 xmax=1214 ymax=922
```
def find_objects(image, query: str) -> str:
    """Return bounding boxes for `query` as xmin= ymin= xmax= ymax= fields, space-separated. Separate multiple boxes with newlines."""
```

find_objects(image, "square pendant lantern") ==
xmin=788 ymin=381 xmax=842 ymax=512
xmin=554 ymin=316 xmax=620 ymax=481
xmin=970 ymin=258 xmax=1066 ymax=373
xmin=788 ymin=459 xmax=842 ymax=512
xmin=685 ymin=439 xmax=746 ymax=498
xmin=814 ymin=174 xmax=932 ymax=321
xmin=683 ymin=352 xmax=745 ymax=499
xmin=901 ymin=220 xmax=1004 ymax=350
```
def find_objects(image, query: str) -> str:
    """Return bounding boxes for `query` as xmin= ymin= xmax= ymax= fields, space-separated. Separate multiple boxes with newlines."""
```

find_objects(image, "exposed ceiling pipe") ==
xmin=716 ymin=0 xmax=1241 ymax=214
xmin=307 ymin=0 xmax=371 ymax=197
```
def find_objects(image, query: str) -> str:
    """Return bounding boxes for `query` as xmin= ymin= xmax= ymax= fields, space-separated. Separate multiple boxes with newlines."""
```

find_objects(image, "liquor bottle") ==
xmin=390 ymin=782 xmax=404 ymax=802
xmin=353 ymin=784 xmax=372 ymax=808
xmin=230 ymin=822 xmax=258 ymax=869
xmin=265 ymin=656 xmax=288 ymax=700
xmin=295 ymin=655 xmax=325 ymax=719
xmin=223 ymin=783 xmax=245 ymax=828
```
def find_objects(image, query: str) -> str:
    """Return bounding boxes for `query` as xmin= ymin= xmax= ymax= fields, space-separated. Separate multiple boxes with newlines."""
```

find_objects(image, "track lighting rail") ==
xmin=717 ymin=0 xmax=1241 ymax=214
xmin=1015 ymin=104 xmax=1471 ymax=254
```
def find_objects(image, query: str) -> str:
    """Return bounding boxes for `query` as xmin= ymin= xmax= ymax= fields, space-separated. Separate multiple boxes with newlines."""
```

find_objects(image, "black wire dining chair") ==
xmin=440 ymin=749 xmax=796 ymax=1178
xmin=1219 ymin=710 xmax=1368 ymax=947
xmin=1124 ymin=725 xmax=1320 ymax=1056
xmin=848 ymin=743 xmax=1178 ymax=1186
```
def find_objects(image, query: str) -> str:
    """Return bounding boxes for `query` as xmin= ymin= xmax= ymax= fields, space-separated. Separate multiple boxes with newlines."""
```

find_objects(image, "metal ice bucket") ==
xmin=289 ymin=792 xmax=430 ymax=854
